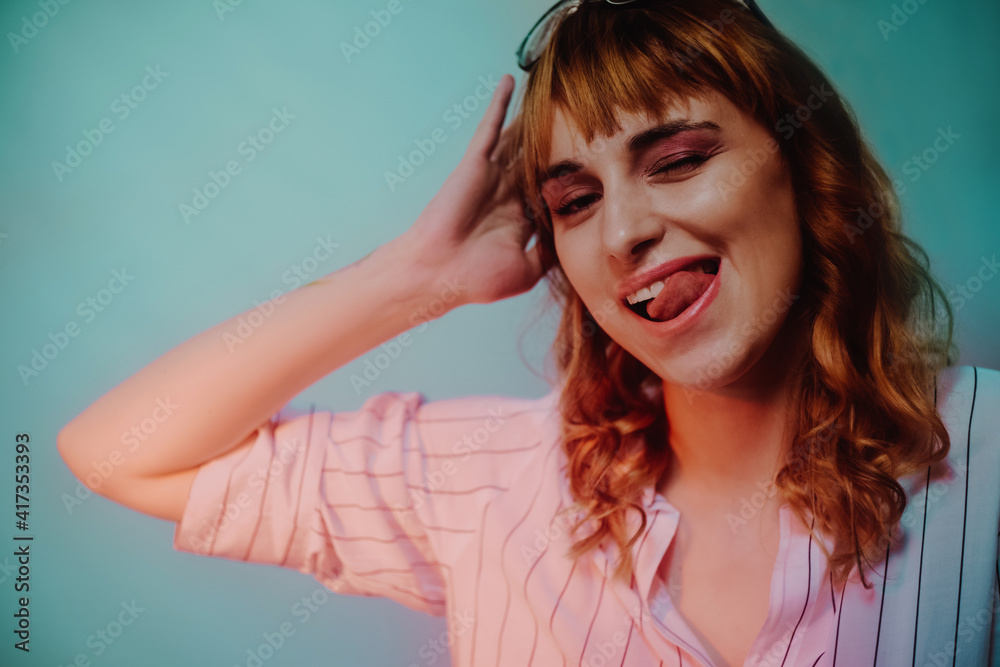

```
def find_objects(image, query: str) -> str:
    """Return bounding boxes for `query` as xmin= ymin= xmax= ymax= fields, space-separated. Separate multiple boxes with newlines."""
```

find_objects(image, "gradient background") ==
xmin=1 ymin=0 xmax=997 ymax=665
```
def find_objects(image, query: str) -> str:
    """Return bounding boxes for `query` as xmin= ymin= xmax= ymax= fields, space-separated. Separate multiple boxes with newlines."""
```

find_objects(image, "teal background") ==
xmin=0 ymin=0 xmax=997 ymax=665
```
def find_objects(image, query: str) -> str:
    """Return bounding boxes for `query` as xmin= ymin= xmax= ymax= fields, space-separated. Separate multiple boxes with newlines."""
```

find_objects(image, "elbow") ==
xmin=56 ymin=424 xmax=85 ymax=482
xmin=56 ymin=423 xmax=106 ymax=495
xmin=57 ymin=422 xmax=142 ymax=504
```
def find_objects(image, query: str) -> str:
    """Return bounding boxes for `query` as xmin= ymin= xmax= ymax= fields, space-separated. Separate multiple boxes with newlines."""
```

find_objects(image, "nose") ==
xmin=601 ymin=181 xmax=664 ymax=263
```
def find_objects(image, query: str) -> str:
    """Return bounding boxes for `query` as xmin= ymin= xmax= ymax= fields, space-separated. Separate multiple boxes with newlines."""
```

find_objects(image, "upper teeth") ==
xmin=626 ymin=280 xmax=665 ymax=305
xmin=625 ymin=261 xmax=715 ymax=305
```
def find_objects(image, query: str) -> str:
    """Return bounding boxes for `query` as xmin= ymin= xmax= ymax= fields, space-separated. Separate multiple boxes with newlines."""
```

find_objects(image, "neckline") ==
xmin=638 ymin=489 xmax=824 ymax=667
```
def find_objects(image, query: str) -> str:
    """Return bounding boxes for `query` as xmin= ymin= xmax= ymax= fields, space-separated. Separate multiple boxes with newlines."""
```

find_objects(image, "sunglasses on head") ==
xmin=516 ymin=0 xmax=774 ymax=72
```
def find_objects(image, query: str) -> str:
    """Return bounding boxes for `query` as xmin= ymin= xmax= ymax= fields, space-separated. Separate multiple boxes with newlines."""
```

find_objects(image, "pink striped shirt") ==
xmin=173 ymin=365 xmax=1000 ymax=666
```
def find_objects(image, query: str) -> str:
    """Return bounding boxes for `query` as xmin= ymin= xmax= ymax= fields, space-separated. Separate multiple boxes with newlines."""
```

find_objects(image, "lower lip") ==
xmin=630 ymin=263 xmax=722 ymax=337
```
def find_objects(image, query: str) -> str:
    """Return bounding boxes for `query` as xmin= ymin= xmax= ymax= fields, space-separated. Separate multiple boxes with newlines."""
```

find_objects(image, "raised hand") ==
xmin=399 ymin=74 xmax=552 ymax=306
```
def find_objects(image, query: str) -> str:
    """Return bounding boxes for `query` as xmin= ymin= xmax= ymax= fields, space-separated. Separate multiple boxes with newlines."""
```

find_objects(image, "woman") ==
xmin=58 ymin=0 xmax=998 ymax=665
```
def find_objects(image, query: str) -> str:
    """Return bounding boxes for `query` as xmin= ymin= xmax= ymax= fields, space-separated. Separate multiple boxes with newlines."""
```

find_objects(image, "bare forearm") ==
xmin=57 ymin=235 xmax=448 ymax=486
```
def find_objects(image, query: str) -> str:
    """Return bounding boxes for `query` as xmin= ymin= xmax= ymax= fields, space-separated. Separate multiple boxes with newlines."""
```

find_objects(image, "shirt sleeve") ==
xmin=172 ymin=391 xmax=447 ymax=615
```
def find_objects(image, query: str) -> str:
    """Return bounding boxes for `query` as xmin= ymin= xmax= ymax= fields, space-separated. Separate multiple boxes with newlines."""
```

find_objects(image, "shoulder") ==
xmin=313 ymin=387 xmax=566 ymax=467
xmin=933 ymin=364 xmax=1000 ymax=486
xmin=412 ymin=388 xmax=562 ymax=426
xmin=407 ymin=387 xmax=564 ymax=457
xmin=935 ymin=364 xmax=1000 ymax=434
xmin=269 ymin=389 xmax=565 ymax=478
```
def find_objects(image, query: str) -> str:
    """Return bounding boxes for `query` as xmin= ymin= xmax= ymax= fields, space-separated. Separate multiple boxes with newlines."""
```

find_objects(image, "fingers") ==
xmin=490 ymin=115 xmax=523 ymax=168
xmin=466 ymin=74 xmax=515 ymax=162
xmin=524 ymin=238 xmax=554 ymax=285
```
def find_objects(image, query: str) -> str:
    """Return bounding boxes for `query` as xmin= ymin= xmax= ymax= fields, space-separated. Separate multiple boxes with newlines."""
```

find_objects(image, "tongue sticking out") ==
xmin=646 ymin=270 xmax=716 ymax=322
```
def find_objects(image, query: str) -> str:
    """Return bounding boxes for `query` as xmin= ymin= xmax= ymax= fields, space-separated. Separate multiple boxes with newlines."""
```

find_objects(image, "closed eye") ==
xmin=652 ymin=152 xmax=712 ymax=176
xmin=552 ymin=152 xmax=714 ymax=217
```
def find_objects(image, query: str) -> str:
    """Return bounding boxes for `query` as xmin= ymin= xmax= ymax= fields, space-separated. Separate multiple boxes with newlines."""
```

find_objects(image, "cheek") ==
xmin=762 ymin=172 xmax=802 ymax=271
xmin=756 ymin=153 xmax=796 ymax=217
xmin=552 ymin=228 xmax=586 ymax=283
xmin=553 ymin=229 xmax=610 ymax=311
xmin=737 ymin=155 xmax=799 ymax=242
xmin=551 ymin=230 xmax=569 ymax=278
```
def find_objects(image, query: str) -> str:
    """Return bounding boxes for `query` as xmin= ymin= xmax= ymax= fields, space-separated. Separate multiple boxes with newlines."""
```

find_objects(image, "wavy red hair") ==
xmin=499 ymin=0 xmax=955 ymax=588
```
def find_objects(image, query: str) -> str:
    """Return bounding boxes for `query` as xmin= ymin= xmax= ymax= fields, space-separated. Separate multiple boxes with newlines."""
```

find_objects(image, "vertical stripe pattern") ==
xmin=168 ymin=366 xmax=1000 ymax=667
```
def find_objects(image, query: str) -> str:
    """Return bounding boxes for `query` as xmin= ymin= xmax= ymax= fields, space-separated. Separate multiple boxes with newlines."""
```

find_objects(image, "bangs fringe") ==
xmin=504 ymin=0 xmax=954 ymax=587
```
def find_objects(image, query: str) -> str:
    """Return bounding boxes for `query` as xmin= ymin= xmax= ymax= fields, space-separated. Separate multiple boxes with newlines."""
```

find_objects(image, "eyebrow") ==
xmin=539 ymin=119 xmax=721 ymax=186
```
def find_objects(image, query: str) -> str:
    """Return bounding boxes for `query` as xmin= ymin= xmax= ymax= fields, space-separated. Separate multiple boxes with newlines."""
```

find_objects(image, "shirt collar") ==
xmin=595 ymin=484 xmax=834 ymax=602
xmin=632 ymin=486 xmax=681 ymax=603
xmin=591 ymin=484 xmax=680 ymax=604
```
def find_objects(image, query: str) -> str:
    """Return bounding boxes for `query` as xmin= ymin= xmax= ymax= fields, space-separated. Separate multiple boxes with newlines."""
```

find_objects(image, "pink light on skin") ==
xmin=542 ymin=88 xmax=806 ymax=528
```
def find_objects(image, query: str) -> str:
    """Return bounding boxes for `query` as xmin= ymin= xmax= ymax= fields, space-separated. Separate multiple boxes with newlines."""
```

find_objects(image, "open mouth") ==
xmin=625 ymin=257 xmax=720 ymax=322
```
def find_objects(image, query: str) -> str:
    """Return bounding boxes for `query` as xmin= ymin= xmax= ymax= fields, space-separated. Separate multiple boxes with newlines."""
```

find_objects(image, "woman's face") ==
xmin=541 ymin=90 xmax=803 ymax=392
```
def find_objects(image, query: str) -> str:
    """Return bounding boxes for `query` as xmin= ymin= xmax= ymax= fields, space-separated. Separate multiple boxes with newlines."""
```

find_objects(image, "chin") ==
xmin=651 ymin=333 xmax=772 ymax=394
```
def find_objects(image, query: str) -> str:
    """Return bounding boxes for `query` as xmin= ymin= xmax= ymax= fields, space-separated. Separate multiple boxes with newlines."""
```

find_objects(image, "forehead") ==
xmin=546 ymin=91 xmax=739 ymax=165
